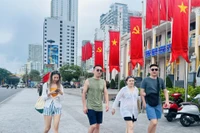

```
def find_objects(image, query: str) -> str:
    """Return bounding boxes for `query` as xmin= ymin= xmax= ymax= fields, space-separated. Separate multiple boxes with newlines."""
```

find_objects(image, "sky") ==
xmin=0 ymin=0 xmax=142 ymax=73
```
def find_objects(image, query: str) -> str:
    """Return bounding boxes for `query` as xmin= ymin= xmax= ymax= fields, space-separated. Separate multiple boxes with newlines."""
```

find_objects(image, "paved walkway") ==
xmin=0 ymin=89 xmax=199 ymax=133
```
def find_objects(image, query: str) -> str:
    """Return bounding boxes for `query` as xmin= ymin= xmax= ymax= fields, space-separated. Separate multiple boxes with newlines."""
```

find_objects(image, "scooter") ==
xmin=163 ymin=93 xmax=184 ymax=122
xmin=178 ymin=94 xmax=200 ymax=127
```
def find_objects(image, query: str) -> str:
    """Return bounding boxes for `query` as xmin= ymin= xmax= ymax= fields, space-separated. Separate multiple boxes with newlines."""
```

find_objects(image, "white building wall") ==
xmin=44 ymin=0 xmax=78 ymax=67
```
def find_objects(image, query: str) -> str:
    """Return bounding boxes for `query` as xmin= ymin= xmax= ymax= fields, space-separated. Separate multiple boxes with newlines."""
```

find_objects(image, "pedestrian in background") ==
xmin=140 ymin=64 xmax=169 ymax=133
xmin=42 ymin=71 xmax=64 ymax=133
xmin=82 ymin=65 xmax=109 ymax=133
xmin=112 ymin=76 xmax=139 ymax=133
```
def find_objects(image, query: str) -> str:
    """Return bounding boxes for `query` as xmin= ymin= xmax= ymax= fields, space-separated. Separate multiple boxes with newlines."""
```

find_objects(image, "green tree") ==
xmin=59 ymin=65 xmax=82 ymax=82
xmin=0 ymin=68 xmax=12 ymax=84
xmin=120 ymin=80 xmax=126 ymax=89
xmin=110 ymin=79 xmax=116 ymax=89
xmin=29 ymin=70 xmax=41 ymax=81
xmin=7 ymin=76 xmax=20 ymax=85
xmin=22 ymin=74 xmax=29 ymax=83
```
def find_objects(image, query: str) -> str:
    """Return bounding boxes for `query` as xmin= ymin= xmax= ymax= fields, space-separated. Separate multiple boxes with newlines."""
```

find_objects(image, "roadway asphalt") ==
xmin=0 ymin=87 xmax=23 ymax=103
xmin=0 ymin=88 xmax=199 ymax=133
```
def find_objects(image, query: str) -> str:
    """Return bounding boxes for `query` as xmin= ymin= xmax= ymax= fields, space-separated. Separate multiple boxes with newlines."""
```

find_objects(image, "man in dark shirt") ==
xmin=140 ymin=64 xmax=169 ymax=133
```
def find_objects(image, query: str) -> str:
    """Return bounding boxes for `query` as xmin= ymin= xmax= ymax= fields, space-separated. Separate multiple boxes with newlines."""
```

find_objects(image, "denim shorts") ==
xmin=43 ymin=102 xmax=62 ymax=116
xmin=146 ymin=104 xmax=162 ymax=120
xmin=87 ymin=109 xmax=103 ymax=125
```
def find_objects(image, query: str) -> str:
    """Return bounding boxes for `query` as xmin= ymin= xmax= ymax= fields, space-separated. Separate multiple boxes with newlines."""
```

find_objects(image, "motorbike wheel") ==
xmin=166 ymin=116 xmax=173 ymax=122
xmin=180 ymin=115 xmax=191 ymax=127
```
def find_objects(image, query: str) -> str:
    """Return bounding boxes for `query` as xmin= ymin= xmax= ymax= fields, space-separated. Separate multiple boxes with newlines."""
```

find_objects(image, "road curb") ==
xmin=0 ymin=89 xmax=23 ymax=105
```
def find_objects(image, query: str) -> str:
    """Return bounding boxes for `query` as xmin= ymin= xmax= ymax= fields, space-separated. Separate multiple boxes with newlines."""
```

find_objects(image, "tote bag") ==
xmin=35 ymin=96 xmax=45 ymax=114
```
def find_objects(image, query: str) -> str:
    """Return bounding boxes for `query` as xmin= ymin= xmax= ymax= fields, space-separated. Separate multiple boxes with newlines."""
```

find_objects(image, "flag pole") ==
xmin=142 ymin=0 xmax=145 ymax=79
xmin=185 ymin=0 xmax=191 ymax=102
xmin=164 ymin=0 xmax=169 ymax=87
xmin=118 ymin=16 xmax=121 ymax=91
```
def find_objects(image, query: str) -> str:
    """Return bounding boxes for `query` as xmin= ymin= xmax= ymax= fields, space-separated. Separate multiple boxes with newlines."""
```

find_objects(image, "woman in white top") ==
xmin=42 ymin=71 xmax=64 ymax=133
xmin=112 ymin=76 xmax=139 ymax=133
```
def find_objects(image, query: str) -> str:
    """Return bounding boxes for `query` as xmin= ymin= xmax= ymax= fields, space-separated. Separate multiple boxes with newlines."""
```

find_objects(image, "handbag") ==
xmin=146 ymin=77 xmax=160 ymax=107
xmin=35 ymin=96 xmax=45 ymax=114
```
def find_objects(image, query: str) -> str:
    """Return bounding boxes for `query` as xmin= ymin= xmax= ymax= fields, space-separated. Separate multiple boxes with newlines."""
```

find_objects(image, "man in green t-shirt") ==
xmin=82 ymin=65 xmax=109 ymax=133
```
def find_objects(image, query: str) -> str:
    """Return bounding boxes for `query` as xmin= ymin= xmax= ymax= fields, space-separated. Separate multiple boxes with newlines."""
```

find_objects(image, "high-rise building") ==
xmin=28 ymin=44 xmax=42 ymax=72
xmin=28 ymin=44 xmax=42 ymax=62
xmin=43 ymin=0 xmax=78 ymax=68
xmin=100 ymin=3 xmax=141 ymax=35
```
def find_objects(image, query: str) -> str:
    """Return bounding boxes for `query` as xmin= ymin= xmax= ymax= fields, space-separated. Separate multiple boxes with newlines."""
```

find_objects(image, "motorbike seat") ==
xmin=181 ymin=102 xmax=199 ymax=107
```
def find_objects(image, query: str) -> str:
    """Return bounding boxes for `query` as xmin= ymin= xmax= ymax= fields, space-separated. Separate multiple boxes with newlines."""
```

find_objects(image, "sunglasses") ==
xmin=96 ymin=69 xmax=103 ymax=72
xmin=151 ymin=68 xmax=158 ymax=71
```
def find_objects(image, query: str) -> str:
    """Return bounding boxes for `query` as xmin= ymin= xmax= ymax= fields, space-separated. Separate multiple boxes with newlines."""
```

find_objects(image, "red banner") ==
xmin=171 ymin=0 xmax=190 ymax=63
xmin=94 ymin=41 xmax=104 ymax=68
xmin=85 ymin=42 xmax=92 ymax=60
xmin=81 ymin=42 xmax=92 ymax=61
xmin=146 ymin=0 xmax=153 ymax=29
xmin=109 ymin=31 xmax=120 ymax=72
xmin=152 ymin=0 xmax=160 ymax=26
xmin=160 ymin=0 xmax=174 ymax=21
xmin=192 ymin=0 xmax=200 ymax=7
xmin=130 ymin=16 xmax=143 ymax=69
xmin=81 ymin=45 xmax=86 ymax=61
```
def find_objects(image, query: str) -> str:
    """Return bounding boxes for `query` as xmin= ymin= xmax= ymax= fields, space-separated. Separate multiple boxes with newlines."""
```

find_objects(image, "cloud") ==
xmin=0 ymin=0 xmax=143 ymax=71
xmin=0 ymin=54 xmax=23 ymax=73
xmin=0 ymin=31 xmax=13 ymax=45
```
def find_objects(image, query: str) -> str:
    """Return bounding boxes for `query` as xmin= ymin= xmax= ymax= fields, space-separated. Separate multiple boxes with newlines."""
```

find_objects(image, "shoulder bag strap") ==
xmin=157 ymin=77 xmax=160 ymax=95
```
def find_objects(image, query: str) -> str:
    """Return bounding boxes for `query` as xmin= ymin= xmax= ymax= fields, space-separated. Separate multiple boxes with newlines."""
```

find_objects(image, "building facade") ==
xmin=98 ymin=3 xmax=141 ymax=81
xmin=117 ymin=8 xmax=200 ymax=86
xmin=100 ymin=3 xmax=141 ymax=35
xmin=43 ymin=0 xmax=78 ymax=69
xmin=28 ymin=44 xmax=42 ymax=72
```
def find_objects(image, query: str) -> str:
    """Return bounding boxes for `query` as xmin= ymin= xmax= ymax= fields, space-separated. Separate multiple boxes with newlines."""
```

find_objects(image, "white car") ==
xmin=17 ymin=84 xmax=25 ymax=88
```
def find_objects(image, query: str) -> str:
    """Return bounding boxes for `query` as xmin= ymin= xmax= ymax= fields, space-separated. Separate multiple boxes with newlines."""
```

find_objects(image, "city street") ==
xmin=0 ymin=88 xmax=199 ymax=133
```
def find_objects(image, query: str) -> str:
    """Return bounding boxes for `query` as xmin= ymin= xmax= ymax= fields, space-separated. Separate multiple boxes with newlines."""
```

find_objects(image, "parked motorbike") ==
xmin=178 ymin=94 xmax=200 ymax=127
xmin=163 ymin=93 xmax=184 ymax=122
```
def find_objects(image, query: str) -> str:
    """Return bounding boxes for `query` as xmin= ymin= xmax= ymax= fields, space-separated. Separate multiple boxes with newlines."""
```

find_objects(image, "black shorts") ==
xmin=87 ymin=109 xmax=103 ymax=125
xmin=124 ymin=115 xmax=137 ymax=122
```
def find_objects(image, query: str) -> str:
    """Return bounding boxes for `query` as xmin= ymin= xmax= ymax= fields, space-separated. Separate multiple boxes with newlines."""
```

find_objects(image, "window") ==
xmin=60 ymin=46 xmax=62 ymax=48
xmin=60 ymin=39 xmax=62 ymax=41
xmin=60 ymin=35 xmax=62 ymax=38
xmin=60 ymin=54 xmax=62 ymax=56
xmin=60 ymin=32 xmax=62 ymax=34
xmin=60 ymin=21 xmax=63 ymax=23
xmin=60 ymin=43 xmax=62 ymax=45
xmin=60 ymin=24 xmax=62 ymax=27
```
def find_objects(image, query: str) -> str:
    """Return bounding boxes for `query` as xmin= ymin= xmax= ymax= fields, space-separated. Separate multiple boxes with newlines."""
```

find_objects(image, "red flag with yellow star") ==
xmin=94 ymin=40 xmax=104 ymax=68
xmin=130 ymin=16 xmax=143 ymax=69
xmin=171 ymin=0 xmax=190 ymax=63
xmin=109 ymin=31 xmax=120 ymax=72
xmin=192 ymin=0 xmax=200 ymax=7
